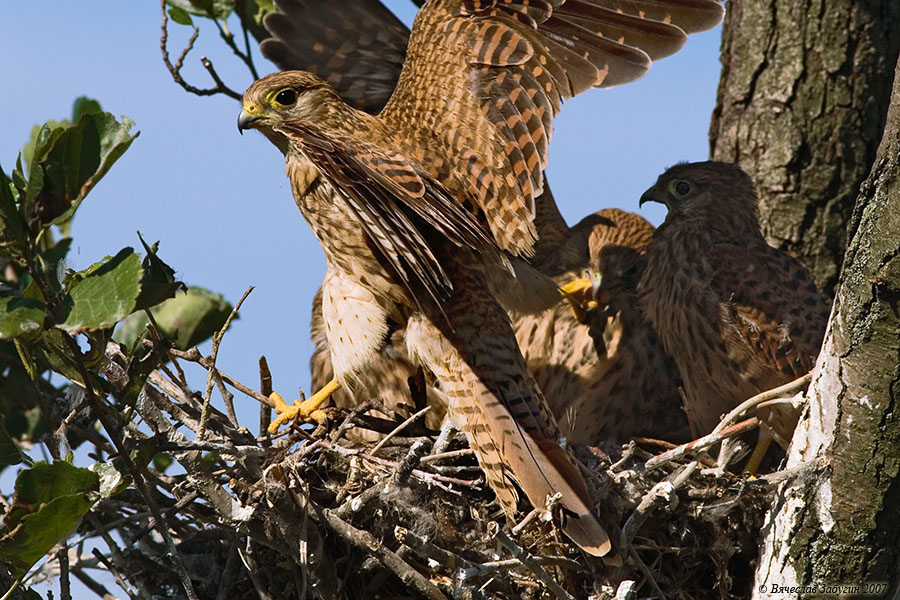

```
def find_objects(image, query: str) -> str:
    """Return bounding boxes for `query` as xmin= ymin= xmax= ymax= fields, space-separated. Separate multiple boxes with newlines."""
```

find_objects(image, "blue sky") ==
xmin=1 ymin=2 xmax=722 ymax=597
xmin=1 ymin=2 xmax=721 ymax=451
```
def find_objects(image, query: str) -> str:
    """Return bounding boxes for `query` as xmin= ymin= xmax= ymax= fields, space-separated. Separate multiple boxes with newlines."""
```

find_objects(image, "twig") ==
xmin=628 ymin=547 xmax=667 ymax=600
xmin=199 ymin=286 xmax=253 ymax=439
xmin=714 ymin=373 xmax=811 ymax=434
xmin=63 ymin=333 xmax=198 ymax=600
xmin=214 ymin=372 xmax=238 ymax=427
xmin=159 ymin=0 xmax=241 ymax=100
xmin=511 ymin=493 xmax=560 ymax=536
xmin=90 ymin=547 xmax=147 ymax=600
xmin=71 ymin=568 xmax=119 ymax=600
xmin=335 ymin=440 xmax=430 ymax=520
xmin=57 ymin=545 xmax=71 ymax=600
xmin=420 ymin=448 xmax=475 ymax=463
xmin=395 ymin=526 xmax=473 ymax=571
xmin=489 ymin=523 xmax=574 ymax=600
xmin=259 ymin=356 xmax=272 ymax=437
xmin=213 ymin=537 xmax=241 ymax=600
xmin=237 ymin=540 xmax=275 ymax=600
xmin=168 ymin=348 xmax=274 ymax=407
xmin=621 ymin=481 xmax=678 ymax=549
xmin=370 ymin=406 xmax=431 ymax=456
xmin=643 ymin=417 xmax=759 ymax=471
xmin=320 ymin=508 xmax=447 ymax=600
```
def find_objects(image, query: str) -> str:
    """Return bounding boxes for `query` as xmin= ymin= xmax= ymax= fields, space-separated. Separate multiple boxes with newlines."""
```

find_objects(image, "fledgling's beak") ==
xmin=639 ymin=185 xmax=661 ymax=207
xmin=237 ymin=103 xmax=263 ymax=133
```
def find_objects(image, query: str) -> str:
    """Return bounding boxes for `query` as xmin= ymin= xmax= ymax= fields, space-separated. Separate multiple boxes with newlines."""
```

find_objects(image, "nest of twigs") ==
xmin=34 ymin=341 xmax=787 ymax=600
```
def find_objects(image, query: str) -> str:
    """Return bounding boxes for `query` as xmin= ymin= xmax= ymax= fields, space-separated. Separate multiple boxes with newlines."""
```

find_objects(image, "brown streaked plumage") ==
xmin=518 ymin=209 xmax=690 ymax=449
xmin=264 ymin=0 xmax=722 ymax=429
xmin=638 ymin=161 xmax=830 ymax=441
xmin=260 ymin=0 xmax=409 ymax=114
xmin=240 ymin=1 xmax=724 ymax=556
xmin=238 ymin=71 xmax=610 ymax=557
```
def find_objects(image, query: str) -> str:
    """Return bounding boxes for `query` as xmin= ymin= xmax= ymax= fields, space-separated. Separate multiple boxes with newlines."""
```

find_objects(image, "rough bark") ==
xmin=709 ymin=0 xmax=900 ymax=299
xmin=753 ymin=56 xmax=900 ymax=594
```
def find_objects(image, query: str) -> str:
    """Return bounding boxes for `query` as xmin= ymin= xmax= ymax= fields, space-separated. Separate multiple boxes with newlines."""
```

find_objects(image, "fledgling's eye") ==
xmin=274 ymin=88 xmax=297 ymax=106
xmin=671 ymin=180 xmax=692 ymax=198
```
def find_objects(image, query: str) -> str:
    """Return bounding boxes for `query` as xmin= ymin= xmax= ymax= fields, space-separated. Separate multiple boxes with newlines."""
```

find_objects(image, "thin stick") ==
xmin=63 ymin=333 xmax=197 ymax=600
xmin=259 ymin=356 xmax=273 ymax=436
xmin=643 ymin=417 xmax=759 ymax=471
xmin=199 ymin=286 xmax=253 ymax=439
xmin=420 ymin=448 xmax=475 ymax=463
xmin=370 ymin=406 xmax=431 ymax=456
xmin=321 ymin=507 xmax=447 ymax=600
xmin=628 ymin=547 xmax=667 ymax=600
xmin=489 ymin=523 xmax=574 ymax=600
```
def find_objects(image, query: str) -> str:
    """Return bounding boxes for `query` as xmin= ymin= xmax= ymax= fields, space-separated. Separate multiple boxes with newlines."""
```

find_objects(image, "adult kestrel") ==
xmin=638 ymin=162 xmax=829 ymax=443
xmin=526 ymin=209 xmax=689 ymax=448
xmin=239 ymin=1 xmax=723 ymax=556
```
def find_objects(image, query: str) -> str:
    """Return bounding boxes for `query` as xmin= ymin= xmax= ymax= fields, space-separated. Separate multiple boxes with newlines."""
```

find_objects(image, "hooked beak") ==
xmin=237 ymin=105 xmax=263 ymax=134
xmin=639 ymin=185 xmax=663 ymax=208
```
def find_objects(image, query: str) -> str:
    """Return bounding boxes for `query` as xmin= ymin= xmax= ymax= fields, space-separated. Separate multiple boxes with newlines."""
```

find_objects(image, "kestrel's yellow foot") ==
xmin=267 ymin=378 xmax=342 ymax=433
xmin=559 ymin=278 xmax=598 ymax=321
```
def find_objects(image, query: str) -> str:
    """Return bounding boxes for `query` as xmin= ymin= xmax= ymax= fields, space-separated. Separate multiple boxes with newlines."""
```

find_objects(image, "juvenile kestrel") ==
xmin=638 ymin=162 xmax=829 ymax=442
xmin=239 ymin=1 xmax=723 ymax=556
xmin=525 ymin=209 xmax=689 ymax=448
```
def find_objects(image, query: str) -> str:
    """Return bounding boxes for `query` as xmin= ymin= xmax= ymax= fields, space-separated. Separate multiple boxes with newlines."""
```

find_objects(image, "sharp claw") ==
xmin=267 ymin=380 xmax=342 ymax=433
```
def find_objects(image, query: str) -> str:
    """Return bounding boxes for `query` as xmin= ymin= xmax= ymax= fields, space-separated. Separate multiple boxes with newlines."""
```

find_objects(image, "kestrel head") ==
xmin=639 ymin=161 xmax=759 ymax=233
xmin=587 ymin=209 xmax=655 ymax=303
xmin=238 ymin=71 xmax=344 ymax=150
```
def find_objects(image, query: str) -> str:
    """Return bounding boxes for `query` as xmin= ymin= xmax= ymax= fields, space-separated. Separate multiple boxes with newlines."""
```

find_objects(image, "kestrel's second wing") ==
xmin=709 ymin=242 xmax=829 ymax=390
xmin=260 ymin=0 xmax=409 ymax=114
xmin=380 ymin=0 xmax=724 ymax=256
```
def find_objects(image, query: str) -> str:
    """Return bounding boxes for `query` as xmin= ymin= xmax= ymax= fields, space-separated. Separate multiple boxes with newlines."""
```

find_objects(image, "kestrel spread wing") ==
xmin=239 ymin=1 xmax=723 ymax=556
xmin=260 ymin=0 xmax=409 ymax=113
xmin=638 ymin=161 xmax=829 ymax=439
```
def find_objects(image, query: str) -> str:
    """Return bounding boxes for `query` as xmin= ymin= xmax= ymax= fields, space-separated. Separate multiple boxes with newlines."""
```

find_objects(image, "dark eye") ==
xmin=673 ymin=180 xmax=692 ymax=197
xmin=274 ymin=88 xmax=297 ymax=106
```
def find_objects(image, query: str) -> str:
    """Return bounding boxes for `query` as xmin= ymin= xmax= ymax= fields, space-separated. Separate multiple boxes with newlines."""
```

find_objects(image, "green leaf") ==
xmin=114 ymin=286 xmax=233 ymax=350
xmin=0 ymin=297 xmax=45 ymax=340
xmin=153 ymin=452 xmax=174 ymax=473
xmin=35 ymin=237 xmax=72 ymax=295
xmin=89 ymin=462 xmax=129 ymax=498
xmin=0 ymin=414 xmax=24 ymax=467
xmin=167 ymin=0 xmax=234 ymax=20
xmin=242 ymin=0 xmax=274 ymax=24
xmin=134 ymin=235 xmax=184 ymax=311
xmin=168 ymin=5 xmax=194 ymax=25
xmin=0 ymin=461 xmax=99 ymax=577
xmin=71 ymin=97 xmax=102 ymax=122
xmin=0 ymin=164 xmax=26 ymax=249
xmin=59 ymin=248 xmax=143 ymax=333
xmin=32 ymin=328 xmax=87 ymax=386
xmin=25 ymin=112 xmax=138 ymax=230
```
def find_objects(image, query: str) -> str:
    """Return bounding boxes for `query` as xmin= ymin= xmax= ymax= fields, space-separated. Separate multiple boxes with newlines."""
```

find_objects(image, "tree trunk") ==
xmin=709 ymin=0 xmax=900 ymax=299
xmin=753 ymin=55 xmax=900 ymax=595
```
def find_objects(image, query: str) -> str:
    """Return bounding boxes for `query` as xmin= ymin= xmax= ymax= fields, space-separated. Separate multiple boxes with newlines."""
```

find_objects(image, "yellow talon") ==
xmin=267 ymin=378 xmax=342 ymax=433
xmin=559 ymin=278 xmax=593 ymax=298
xmin=559 ymin=278 xmax=595 ymax=321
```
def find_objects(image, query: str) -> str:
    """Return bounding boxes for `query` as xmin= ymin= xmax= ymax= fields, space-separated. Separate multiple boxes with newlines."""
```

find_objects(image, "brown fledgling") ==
xmin=523 ymin=209 xmax=690 ymax=449
xmin=638 ymin=161 xmax=830 ymax=443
